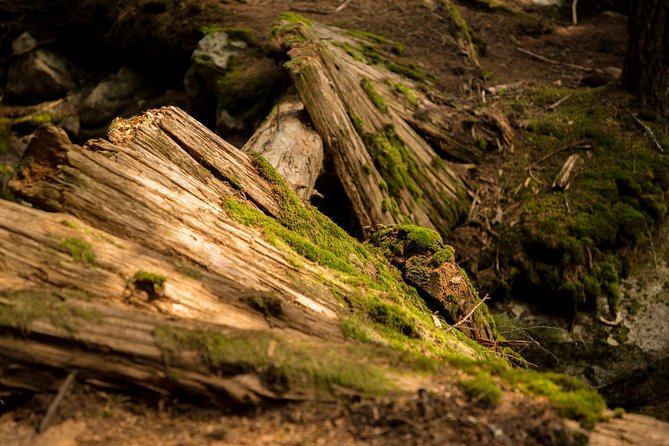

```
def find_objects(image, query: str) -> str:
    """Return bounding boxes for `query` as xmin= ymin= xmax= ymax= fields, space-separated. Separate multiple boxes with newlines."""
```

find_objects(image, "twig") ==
xmin=335 ymin=0 xmax=353 ymax=12
xmin=650 ymin=237 xmax=659 ymax=278
xmin=515 ymin=47 xmax=593 ymax=72
xmin=632 ymin=113 xmax=664 ymax=152
xmin=530 ymin=140 xmax=593 ymax=167
xmin=445 ymin=295 xmax=490 ymax=333
xmin=548 ymin=94 xmax=572 ymax=110
xmin=38 ymin=372 xmax=76 ymax=433
xmin=571 ymin=0 xmax=578 ymax=25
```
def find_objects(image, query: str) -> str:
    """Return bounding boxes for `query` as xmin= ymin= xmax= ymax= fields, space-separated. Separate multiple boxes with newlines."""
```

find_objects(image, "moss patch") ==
xmin=494 ymin=86 xmax=669 ymax=318
xmin=57 ymin=237 xmax=97 ymax=267
xmin=132 ymin=271 xmax=167 ymax=300
xmin=154 ymin=324 xmax=390 ymax=395
xmin=361 ymin=77 xmax=388 ymax=114
xmin=0 ymin=290 xmax=100 ymax=333
xmin=458 ymin=371 xmax=502 ymax=407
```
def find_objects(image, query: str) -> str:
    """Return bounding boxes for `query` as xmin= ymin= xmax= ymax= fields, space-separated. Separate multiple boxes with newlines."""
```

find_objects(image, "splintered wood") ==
xmin=273 ymin=17 xmax=512 ymax=233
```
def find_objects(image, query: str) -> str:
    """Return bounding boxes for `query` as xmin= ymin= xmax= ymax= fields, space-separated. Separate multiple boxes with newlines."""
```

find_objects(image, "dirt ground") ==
xmin=0 ymin=381 xmax=575 ymax=446
xmin=0 ymin=0 xmax=631 ymax=444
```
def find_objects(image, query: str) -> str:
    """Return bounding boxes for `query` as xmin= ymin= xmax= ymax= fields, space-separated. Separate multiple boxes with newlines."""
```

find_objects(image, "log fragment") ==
xmin=274 ymin=17 xmax=486 ymax=234
xmin=243 ymin=93 xmax=324 ymax=199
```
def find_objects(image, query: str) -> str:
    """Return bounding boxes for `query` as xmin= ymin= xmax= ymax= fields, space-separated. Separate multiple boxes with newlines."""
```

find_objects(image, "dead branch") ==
xmin=531 ymin=140 xmax=593 ymax=168
xmin=632 ymin=113 xmax=664 ymax=152
xmin=515 ymin=47 xmax=593 ymax=72
xmin=38 ymin=372 xmax=77 ymax=433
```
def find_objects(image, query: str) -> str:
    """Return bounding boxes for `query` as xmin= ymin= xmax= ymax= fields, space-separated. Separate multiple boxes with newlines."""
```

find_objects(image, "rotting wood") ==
xmin=552 ymin=154 xmax=583 ymax=190
xmin=0 ymin=200 xmax=338 ymax=338
xmin=243 ymin=92 xmax=324 ymax=200
xmin=8 ymin=116 xmax=349 ymax=322
xmin=0 ymin=294 xmax=287 ymax=406
xmin=274 ymin=17 xmax=488 ymax=233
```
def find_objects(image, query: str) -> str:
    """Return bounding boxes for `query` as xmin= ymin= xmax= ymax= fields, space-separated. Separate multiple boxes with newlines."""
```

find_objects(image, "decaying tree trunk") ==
xmin=243 ymin=92 xmax=324 ymax=200
xmin=273 ymin=17 xmax=513 ymax=234
xmin=2 ymin=105 xmax=499 ymax=406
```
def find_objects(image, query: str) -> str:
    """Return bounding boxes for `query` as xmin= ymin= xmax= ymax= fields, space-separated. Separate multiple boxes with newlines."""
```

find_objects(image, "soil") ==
xmin=0 ymin=0 xmax=636 ymax=444
xmin=0 ymin=382 xmax=575 ymax=446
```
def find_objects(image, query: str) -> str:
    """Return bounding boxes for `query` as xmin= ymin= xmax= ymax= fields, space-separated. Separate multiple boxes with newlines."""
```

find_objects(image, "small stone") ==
xmin=11 ymin=31 xmax=39 ymax=56
xmin=7 ymin=49 xmax=76 ymax=103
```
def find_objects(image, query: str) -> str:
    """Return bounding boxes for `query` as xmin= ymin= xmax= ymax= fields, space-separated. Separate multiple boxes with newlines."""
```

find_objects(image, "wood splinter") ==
xmin=553 ymin=154 xmax=583 ymax=190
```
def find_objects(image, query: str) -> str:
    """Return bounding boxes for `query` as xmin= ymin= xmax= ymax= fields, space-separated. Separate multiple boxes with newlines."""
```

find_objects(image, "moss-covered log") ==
xmin=272 ymin=15 xmax=513 ymax=234
xmin=4 ymin=106 xmax=493 ymax=401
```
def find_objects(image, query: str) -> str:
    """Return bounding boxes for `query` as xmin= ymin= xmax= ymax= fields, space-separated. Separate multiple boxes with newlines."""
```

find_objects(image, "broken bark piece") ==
xmin=552 ymin=154 xmax=583 ymax=190
xmin=243 ymin=93 xmax=324 ymax=199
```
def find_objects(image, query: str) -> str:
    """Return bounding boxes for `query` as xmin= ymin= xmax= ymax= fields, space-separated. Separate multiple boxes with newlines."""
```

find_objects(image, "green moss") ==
xmin=0 ymin=291 xmax=100 ymax=333
xmin=153 ymin=324 xmax=390 ymax=395
xmin=243 ymin=292 xmax=283 ymax=318
xmin=441 ymin=0 xmax=478 ymax=60
xmin=346 ymin=29 xmax=392 ymax=44
xmin=277 ymin=11 xmax=312 ymax=26
xmin=200 ymin=25 xmax=256 ymax=45
xmin=341 ymin=317 xmax=373 ymax=343
xmin=368 ymin=299 xmax=418 ymax=338
xmin=457 ymin=371 xmax=501 ymax=407
xmin=132 ymin=271 xmax=167 ymax=300
xmin=391 ymin=81 xmax=419 ymax=108
xmin=57 ymin=237 xmax=96 ymax=267
xmin=359 ymin=126 xmax=422 ymax=201
xmin=360 ymin=78 xmax=388 ymax=114
xmin=369 ymin=224 xmax=443 ymax=258
xmin=60 ymin=220 xmax=80 ymax=230
xmin=496 ymin=86 xmax=669 ymax=315
xmin=451 ymin=356 xmax=606 ymax=428
xmin=431 ymin=246 xmax=456 ymax=267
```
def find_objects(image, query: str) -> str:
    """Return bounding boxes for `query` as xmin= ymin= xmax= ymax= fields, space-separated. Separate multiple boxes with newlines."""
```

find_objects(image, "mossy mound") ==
xmin=491 ymin=85 xmax=669 ymax=321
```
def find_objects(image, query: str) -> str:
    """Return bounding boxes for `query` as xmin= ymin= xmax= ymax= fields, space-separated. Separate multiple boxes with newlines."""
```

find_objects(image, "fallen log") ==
xmin=242 ymin=92 xmax=324 ymax=200
xmin=273 ymin=15 xmax=511 ymax=234
xmin=5 ymin=106 xmax=493 ymax=404
xmin=9 ymin=111 xmax=340 ymax=320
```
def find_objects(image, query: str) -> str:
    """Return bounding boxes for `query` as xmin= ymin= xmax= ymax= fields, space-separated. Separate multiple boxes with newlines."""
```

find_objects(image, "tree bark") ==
xmin=623 ymin=0 xmax=669 ymax=111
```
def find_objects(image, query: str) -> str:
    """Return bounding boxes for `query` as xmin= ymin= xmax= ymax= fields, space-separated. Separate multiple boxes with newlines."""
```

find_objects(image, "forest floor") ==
xmin=0 ymin=0 xmax=649 ymax=445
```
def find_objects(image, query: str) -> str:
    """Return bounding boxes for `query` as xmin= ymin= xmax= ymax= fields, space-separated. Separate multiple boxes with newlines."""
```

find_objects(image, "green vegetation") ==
xmin=357 ymin=126 xmax=423 ymax=205
xmin=360 ymin=78 xmax=388 ymax=113
xmin=132 ymin=271 xmax=167 ymax=300
xmin=153 ymin=324 xmax=390 ymax=395
xmin=200 ymin=25 xmax=256 ymax=45
xmin=452 ymin=356 xmax=606 ymax=428
xmin=458 ymin=371 xmax=502 ymax=407
xmin=57 ymin=237 xmax=97 ymax=267
xmin=440 ymin=0 xmax=478 ymax=60
xmin=334 ymin=32 xmax=432 ymax=82
xmin=391 ymin=81 xmax=419 ymax=108
xmin=495 ymin=86 xmax=669 ymax=319
xmin=0 ymin=291 xmax=99 ymax=333
xmin=243 ymin=292 xmax=283 ymax=318
xmin=369 ymin=224 xmax=444 ymax=257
